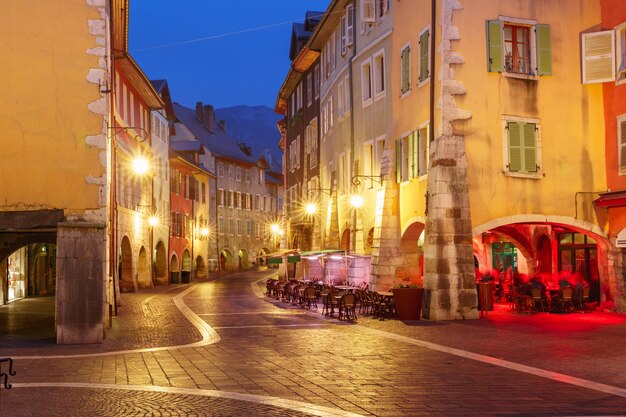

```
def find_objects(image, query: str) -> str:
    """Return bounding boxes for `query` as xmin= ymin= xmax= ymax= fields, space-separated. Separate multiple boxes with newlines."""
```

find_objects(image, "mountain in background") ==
xmin=215 ymin=105 xmax=283 ymax=172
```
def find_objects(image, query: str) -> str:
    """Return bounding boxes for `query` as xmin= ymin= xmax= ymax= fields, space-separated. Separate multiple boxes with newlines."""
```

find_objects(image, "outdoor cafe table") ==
xmin=377 ymin=291 xmax=393 ymax=298
xmin=334 ymin=285 xmax=359 ymax=292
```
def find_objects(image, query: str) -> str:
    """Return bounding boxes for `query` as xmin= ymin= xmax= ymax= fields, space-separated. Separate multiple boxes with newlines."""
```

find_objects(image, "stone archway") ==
xmin=170 ymin=253 xmax=180 ymax=284
xmin=119 ymin=236 xmax=134 ymax=293
xmin=340 ymin=229 xmax=350 ymax=252
xmin=195 ymin=256 xmax=207 ymax=279
xmin=181 ymin=249 xmax=191 ymax=283
xmin=220 ymin=248 xmax=232 ymax=271
xmin=238 ymin=249 xmax=248 ymax=270
xmin=137 ymin=246 xmax=151 ymax=289
xmin=154 ymin=241 xmax=167 ymax=285
xmin=398 ymin=221 xmax=425 ymax=286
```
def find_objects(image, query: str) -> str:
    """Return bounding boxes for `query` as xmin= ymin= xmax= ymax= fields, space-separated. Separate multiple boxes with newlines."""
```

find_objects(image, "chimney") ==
xmin=203 ymin=105 xmax=215 ymax=132
xmin=218 ymin=120 xmax=226 ymax=131
xmin=195 ymin=102 xmax=203 ymax=121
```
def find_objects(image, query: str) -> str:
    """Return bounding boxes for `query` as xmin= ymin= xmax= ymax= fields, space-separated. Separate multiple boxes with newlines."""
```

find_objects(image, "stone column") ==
xmin=56 ymin=222 xmax=106 ymax=344
xmin=606 ymin=244 xmax=626 ymax=312
xmin=423 ymin=136 xmax=478 ymax=320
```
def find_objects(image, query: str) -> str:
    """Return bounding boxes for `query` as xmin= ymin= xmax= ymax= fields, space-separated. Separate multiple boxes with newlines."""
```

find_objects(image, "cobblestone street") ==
xmin=2 ymin=270 xmax=626 ymax=416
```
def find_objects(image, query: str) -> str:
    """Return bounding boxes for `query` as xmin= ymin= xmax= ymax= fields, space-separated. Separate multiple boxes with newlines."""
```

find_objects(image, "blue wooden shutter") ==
xmin=536 ymin=24 xmax=552 ymax=76
xmin=507 ymin=122 xmax=522 ymax=172
xmin=486 ymin=20 xmax=504 ymax=72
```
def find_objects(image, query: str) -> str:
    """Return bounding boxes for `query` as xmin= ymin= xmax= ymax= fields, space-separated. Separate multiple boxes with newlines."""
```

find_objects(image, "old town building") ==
xmin=172 ymin=102 xmax=282 ymax=271
xmin=278 ymin=0 xmax=626 ymax=319
xmin=276 ymin=12 xmax=323 ymax=253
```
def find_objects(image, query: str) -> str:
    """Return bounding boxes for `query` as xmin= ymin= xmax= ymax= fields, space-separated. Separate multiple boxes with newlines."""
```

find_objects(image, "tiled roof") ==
xmin=172 ymin=102 xmax=259 ymax=166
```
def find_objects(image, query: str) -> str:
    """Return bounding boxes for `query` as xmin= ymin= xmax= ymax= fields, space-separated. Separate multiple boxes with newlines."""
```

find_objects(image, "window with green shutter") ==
xmin=507 ymin=121 xmax=538 ymax=174
xmin=401 ymin=45 xmax=410 ymax=94
xmin=396 ymin=138 xmax=402 ymax=182
xmin=486 ymin=19 xmax=551 ymax=77
xmin=419 ymin=29 xmax=430 ymax=83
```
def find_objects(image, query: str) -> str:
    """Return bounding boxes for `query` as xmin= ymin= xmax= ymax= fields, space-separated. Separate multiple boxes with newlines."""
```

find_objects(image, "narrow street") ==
xmin=2 ymin=271 xmax=626 ymax=416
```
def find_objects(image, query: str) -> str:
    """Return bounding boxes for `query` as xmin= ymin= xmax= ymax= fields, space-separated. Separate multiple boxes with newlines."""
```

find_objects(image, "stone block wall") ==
xmin=56 ymin=222 xmax=106 ymax=344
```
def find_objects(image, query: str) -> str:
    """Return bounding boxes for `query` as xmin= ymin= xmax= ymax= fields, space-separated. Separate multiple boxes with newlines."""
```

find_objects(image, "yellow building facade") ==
xmin=0 ymin=0 xmax=110 ymax=342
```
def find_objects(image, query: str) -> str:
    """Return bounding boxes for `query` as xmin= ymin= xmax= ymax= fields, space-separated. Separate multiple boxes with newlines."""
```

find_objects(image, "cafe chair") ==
xmin=530 ymin=287 xmax=547 ymax=313
xmin=339 ymin=293 xmax=357 ymax=322
xmin=577 ymin=286 xmax=591 ymax=312
xmin=304 ymin=286 xmax=318 ymax=309
xmin=559 ymin=287 xmax=575 ymax=313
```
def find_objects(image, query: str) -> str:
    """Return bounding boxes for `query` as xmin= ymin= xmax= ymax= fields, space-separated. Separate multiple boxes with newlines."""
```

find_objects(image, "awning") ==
xmin=594 ymin=191 xmax=626 ymax=208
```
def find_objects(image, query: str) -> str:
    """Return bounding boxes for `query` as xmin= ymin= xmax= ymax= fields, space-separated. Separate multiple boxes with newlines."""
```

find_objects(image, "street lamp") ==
xmin=148 ymin=215 xmax=159 ymax=227
xmin=271 ymin=223 xmax=282 ymax=251
xmin=305 ymin=202 xmax=317 ymax=215
xmin=350 ymin=194 xmax=364 ymax=209
xmin=132 ymin=156 xmax=150 ymax=175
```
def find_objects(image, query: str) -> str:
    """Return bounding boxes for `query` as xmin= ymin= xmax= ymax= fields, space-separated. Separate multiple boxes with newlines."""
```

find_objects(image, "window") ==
xmin=218 ymin=218 xmax=224 ymax=234
xmin=228 ymin=190 xmax=234 ymax=208
xmin=247 ymin=220 xmax=253 ymax=236
xmin=238 ymin=219 xmax=244 ymax=235
xmin=401 ymin=44 xmax=411 ymax=94
xmin=418 ymin=28 xmax=430 ymax=84
xmin=229 ymin=219 xmax=235 ymax=235
xmin=361 ymin=59 xmax=373 ymax=105
xmin=582 ymin=30 xmax=616 ymax=84
xmin=618 ymin=115 xmax=626 ymax=173
xmin=278 ymin=197 xmax=283 ymax=212
xmin=314 ymin=65 xmax=320 ymax=98
xmin=245 ymin=168 xmax=251 ymax=183
xmin=338 ymin=82 xmax=345 ymax=117
xmin=256 ymin=194 xmax=261 ymax=210
xmin=310 ymin=118 xmax=318 ymax=169
xmin=328 ymin=97 xmax=334 ymax=130
xmin=307 ymin=74 xmax=313 ymax=106
xmin=617 ymin=24 xmax=626 ymax=83
xmin=236 ymin=167 xmax=242 ymax=181
xmin=218 ymin=189 xmax=224 ymax=206
xmin=228 ymin=165 xmax=234 ymax=179
xmin=361 ymin=0 xmax=375 ymax=23
xmin=344 ymin=76 xmax=351 ymax=113
xmin=346 ymin=5 xmax=354 ymax=47
xmin=236 ymin=192 xmax=241 ymax=209
xmin=341 ymin=14 xmax=348 ymax=55
xmin=417 ymin=125 xmax=429 ymax=177
xmin=378 ymin=0 xmax=388 ymax=17
xmin=184 ymin=176 xmax=190 ymax=199
xmin=373 ymin=50 xmax=386 ymax=99
xmin=486 ymin=19 xmax=551 ymax=77
xmin=375 ymin=137 xmax=386 ymax=180
xmin=297 ymin=82 xmax=303 ymax=110
xmin=503 ymin=119 xmax=540 ymax=176
xmin=217 ymin=162 xmax=224 ymax=177
xmin=259 ymin=169 xmax=264 ymax=184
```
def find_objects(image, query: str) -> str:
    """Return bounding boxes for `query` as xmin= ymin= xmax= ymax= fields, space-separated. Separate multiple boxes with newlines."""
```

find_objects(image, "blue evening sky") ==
xmin=129 ymin=0 xmax=330 ymax=110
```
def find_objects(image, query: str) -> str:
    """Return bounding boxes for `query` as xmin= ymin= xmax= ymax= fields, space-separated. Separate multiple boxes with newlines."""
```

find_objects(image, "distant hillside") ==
xmin=215 ymin=105 xmax=283 ymax=171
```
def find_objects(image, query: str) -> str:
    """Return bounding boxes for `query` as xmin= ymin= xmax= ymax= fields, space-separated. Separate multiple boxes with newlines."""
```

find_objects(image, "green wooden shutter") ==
xmin=412 ymin=132 xmax=419 ymax=178
xmin=507 ymin=122 xmax=522 ymax=172
xmin=401 ymin=47 xmax=410 ymax=93
xmin=407 ymin=133 xmax=414 ymax=178
xmin=419 ymin=31 xmax=430 ymax=82
xmin=536 ymin=24 xmax=552 ymax=76
xmin=396 ymin=138 xmax=402 ymax=182
xmin=486 ymin=20 xmax=504 ymax=72
xmin=522 ymin=123 xmax=537 ymax=172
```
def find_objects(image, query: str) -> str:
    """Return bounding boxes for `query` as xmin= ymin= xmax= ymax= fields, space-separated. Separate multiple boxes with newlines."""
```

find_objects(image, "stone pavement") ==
xmin=1 ymin=271 xmax=626 ymax=416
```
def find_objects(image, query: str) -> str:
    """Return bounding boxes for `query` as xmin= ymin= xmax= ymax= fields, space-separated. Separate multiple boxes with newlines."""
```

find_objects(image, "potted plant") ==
xmin=392 ymin=284 xmax=424 ymax=320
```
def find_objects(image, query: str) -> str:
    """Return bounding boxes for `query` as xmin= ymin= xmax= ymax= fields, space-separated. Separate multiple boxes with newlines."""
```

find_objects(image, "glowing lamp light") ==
xmin=201 ymin=227 xmax=209 ymax=237
xmin=305 ymin=203 xmax=317 ymax=215
xmin=148 ymin=216 xmax=159 ymax=227
xmin=271 ymin=224 xmax=281 ymax=234
xmin=132 ymin=157 xmax=149 ymax=175
xmin=350 ymin=195 xmax=364 ymax=209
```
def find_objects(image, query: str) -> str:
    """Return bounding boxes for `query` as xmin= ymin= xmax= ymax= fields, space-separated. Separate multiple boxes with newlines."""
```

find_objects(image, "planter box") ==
xmin=392 ymin=287 xmax=424 ymax=320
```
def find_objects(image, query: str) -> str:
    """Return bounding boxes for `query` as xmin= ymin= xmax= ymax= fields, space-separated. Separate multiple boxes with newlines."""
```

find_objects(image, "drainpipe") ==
xmin=429 ymin=0 xmax=436 ymax=143
xmin=348 ymin=0 xmax=357 ymax=252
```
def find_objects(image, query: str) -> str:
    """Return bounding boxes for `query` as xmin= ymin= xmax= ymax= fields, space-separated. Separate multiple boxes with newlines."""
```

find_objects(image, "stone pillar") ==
xmin=423 ymin=136 xmax=478 ymax=320
xmin=606 ymin=244 xmax=626 ymax=312
xmin=324 ymin=191 xmax=340 ymax=249
xmin=56 ymin=222 xmax=106 ymax=344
